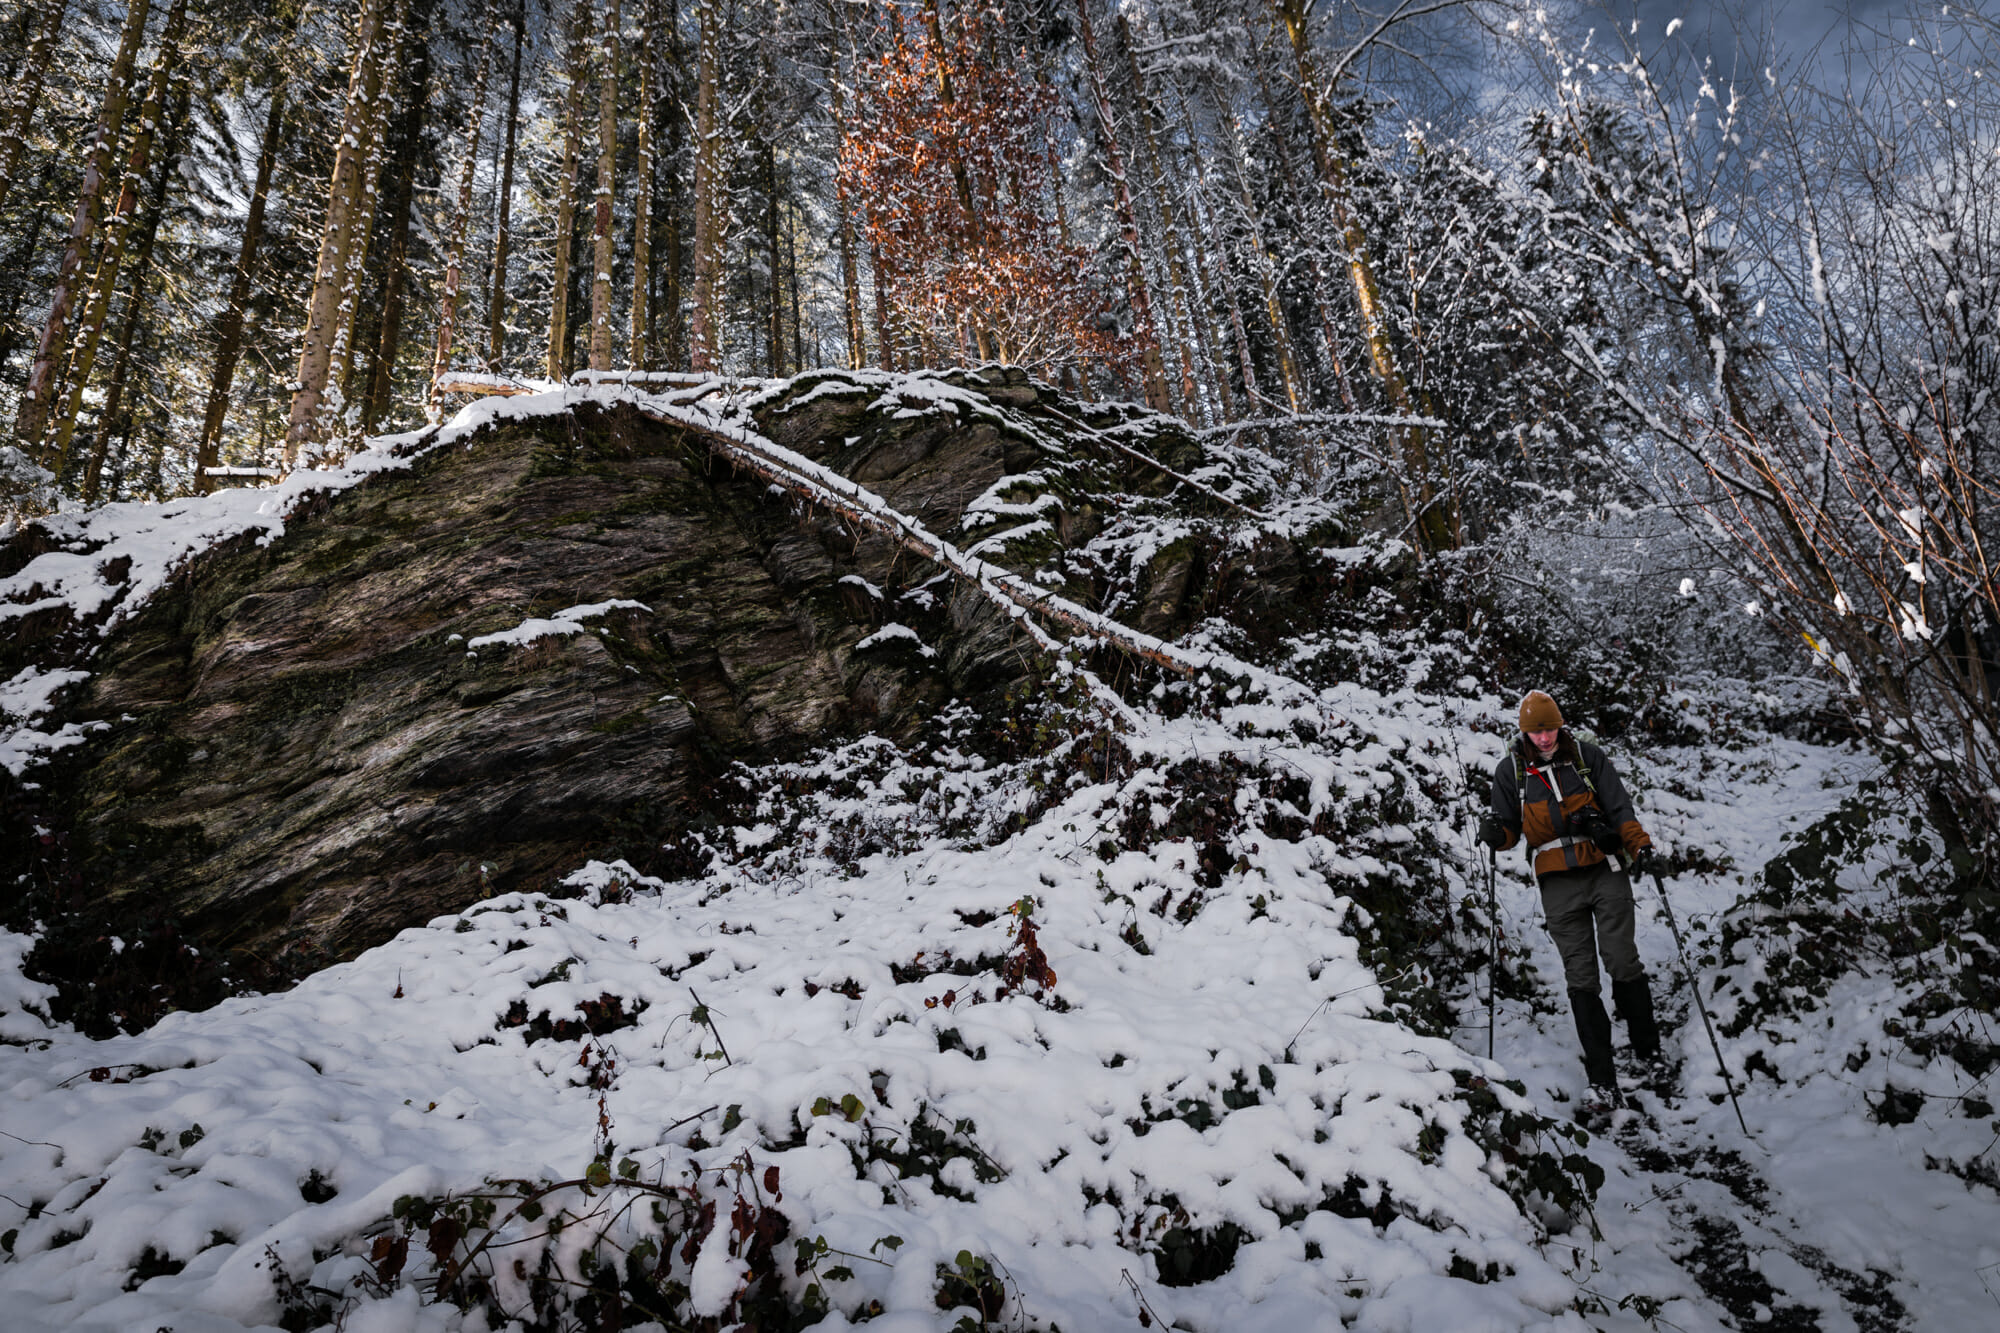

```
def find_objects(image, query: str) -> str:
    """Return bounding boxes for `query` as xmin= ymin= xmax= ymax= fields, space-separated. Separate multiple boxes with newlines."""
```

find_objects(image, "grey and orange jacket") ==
xmin=1488 ymin=730 xmax=1653 ymax=878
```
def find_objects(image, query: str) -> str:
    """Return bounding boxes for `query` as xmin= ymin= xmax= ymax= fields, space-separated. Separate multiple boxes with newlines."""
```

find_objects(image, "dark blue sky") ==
xmin=1615 ymin=1 xmax=1909 ymax=74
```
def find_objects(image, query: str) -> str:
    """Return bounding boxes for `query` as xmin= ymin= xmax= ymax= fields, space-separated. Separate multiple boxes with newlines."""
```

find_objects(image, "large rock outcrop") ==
xmin=3 ymin=371 xmax=1319 ymax=984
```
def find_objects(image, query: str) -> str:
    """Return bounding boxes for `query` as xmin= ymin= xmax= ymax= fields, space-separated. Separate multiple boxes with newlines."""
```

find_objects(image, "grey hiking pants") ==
xmin=1539 ymin=860 xmax=1646 ymax=992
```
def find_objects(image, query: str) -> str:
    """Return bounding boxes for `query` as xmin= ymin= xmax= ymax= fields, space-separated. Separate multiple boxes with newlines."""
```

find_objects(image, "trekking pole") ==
xmin=1648 ymin=866 xmax=1751 ymax=1137
xmin=1486 ymin=845 xmax=1499 ymax=1060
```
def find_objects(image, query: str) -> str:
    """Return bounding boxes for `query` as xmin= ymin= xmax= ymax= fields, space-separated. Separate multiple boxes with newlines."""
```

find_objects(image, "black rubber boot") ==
xmin=1613 ymin=976 xmax=1661 ymax=1060
xmin=1569 ymin=987 xmax=1618 ymax=1090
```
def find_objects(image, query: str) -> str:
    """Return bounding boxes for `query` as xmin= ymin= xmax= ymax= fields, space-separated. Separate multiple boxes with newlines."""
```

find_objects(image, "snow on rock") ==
xmin=4 ymin=374 xmax=1993 ymax=1331
xmin=463 ymin=600 xmax=651 ymax=652
xmin=854 ymin=622 xmax=936 ymax=657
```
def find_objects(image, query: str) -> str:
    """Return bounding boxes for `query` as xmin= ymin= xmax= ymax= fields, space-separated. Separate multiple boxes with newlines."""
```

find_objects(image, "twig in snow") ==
xmin=663 ymin=1104 xmax=719 ymax=1133
xmin=1120 ymin=1268 xmax=1169 ymax=1327
xmin=1284 ymin=966 xmax=1414 ymax=1061
xmin=688 ymin=988 xmax=730 ymax=1065
xmin=1624 ymin=1179 xmax=1689 ymax=1212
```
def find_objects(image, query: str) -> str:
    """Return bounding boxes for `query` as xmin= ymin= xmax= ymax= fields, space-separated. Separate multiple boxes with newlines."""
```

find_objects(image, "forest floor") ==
xmin=1475 ymin=729 xmax=2000 ymax=1331
xmin=2 ymin=386 xmax=1997 ymax=1330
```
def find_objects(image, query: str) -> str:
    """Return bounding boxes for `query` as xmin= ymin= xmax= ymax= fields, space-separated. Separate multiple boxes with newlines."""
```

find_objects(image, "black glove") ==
xmin=1628 ymin=845 xmax=1655 ymax=869
xmin=1572 ymin=806 xmax=1624 ymax=856
xmin=1476 ymin=815 xmax=1510 ymax=850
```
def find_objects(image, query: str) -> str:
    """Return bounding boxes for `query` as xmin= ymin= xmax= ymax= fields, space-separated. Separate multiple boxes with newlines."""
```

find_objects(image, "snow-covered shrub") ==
xmin=1704 ymin=786 xmax=1997 ymax=1171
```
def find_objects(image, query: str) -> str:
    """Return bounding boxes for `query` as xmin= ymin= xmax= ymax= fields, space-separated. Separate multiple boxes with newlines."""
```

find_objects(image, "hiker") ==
xmin=1478 ymin=690 xmax=1661 ymax=1113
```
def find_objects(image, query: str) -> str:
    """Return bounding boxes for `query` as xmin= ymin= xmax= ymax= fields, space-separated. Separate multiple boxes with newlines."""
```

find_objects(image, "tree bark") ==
xmin=1208 ymin=82 xmax=1304 ymax=413
xmin=85 ymin=86 xmax=186 ymax=503
xmin=196 ymin=79 xmax=286 ymax=491
xmin=825 ymin=0 xmax=865 ymax=369
xmin=1073 ymin=0 xmax=1168 ymax=411
xmin=15 ymin=0 xmax=153 ymax=455
xmin=0 ymin=175 xmax=55 ymax=375
xmin=628 ymin=0 xmax=654 ymax=367
xmin=687 ymin=0 xmax=723 ymax=372
xmin=787 ymin=198 xmax=803 ymax=371
xmin=47 ymin=0 xmax=190 ymax=478
xmin=0 ymin=0 xmax=64 ymax=213
xmin=545 ymin=1 xmax=586 ymax=380
xmin=364 ymin=22 xmax=433 ymax=431
xmin=429 ymin=0 xmax=494 ymax=412
xmin=332 ymin=4 xmax=404 ymax=415
xmin=870 ymin=235 xmax=894 ymax=372
xmin=918 ymin=0 xmax=992 ymax=363
xmin=486 ymin=0 xmax=523 ymax=372
xmin=588 ymin=0 xmax=620 ymax=371
xmin=1272 ymin=0 xmax=1448 ymax=550
xmin=1118 ymin=11 xmax=1219 ymax=423
xmin=284 ymin=0 xmax=395 ymax=464
xmin=763 ymin=135 xmax=780 ymax=377
xmin=654 ymin=0 xmax=683 ymax=367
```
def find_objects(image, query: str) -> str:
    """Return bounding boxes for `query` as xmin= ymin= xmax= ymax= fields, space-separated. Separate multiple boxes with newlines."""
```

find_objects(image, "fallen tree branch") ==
xmin=633 ymin=394 xmax=1244 ymax=691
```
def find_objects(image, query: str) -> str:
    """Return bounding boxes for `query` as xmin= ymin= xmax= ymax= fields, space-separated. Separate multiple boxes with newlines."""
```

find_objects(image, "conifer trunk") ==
xmin=763 ymin=136 xmax=780 ymax=376
xmin=0 ymin=0 xmax=63 ymax=213
xmin=84 ymin=86 xmax=185 ymax=503
xmin=429 ymin=0 xmax=494 ymax=411
xmin=1118 ymin=13 xmax=1219 ymax=422
xmin=1272 ymin=0 xmax=1448 ymax=549
xmin=1072 ymin=0 xmax=1168 ymax=411
xmin=47 ymin=0 xmax=189 ymax=477
xmin=197 ymin=79 xmax=286 ymax=491
xmin=15 ymin=0 xmax=153 ymax=456
xmin=487 ymin=0 xmax=523 ymax=372
xmin=687 ymin=0 xmax=723 ymax=372
xmin=869 ymin=236 xmax=894 ymax=372
xmin=588 ymin=0 xmax=620 ymax=372
xmin=365 ymin=28 xmax=433 ymax=430
xmin=331 ymin=6 xmax=404 ymax=416
xmin=629 ymin=0 xmax=654 ymax=367
xmin=546 ymin=2 xmax=586 ymax=380
xmin=284 ymin=0 xmax=395 ymax=464
xmin=825 ymin=0 xmax=865 ymax=369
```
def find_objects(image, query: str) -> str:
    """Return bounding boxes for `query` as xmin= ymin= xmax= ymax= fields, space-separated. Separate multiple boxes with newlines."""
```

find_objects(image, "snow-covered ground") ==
xmin=1478 ymin=731 xmax=2000 ymax=1331
xmin=6 ymin=696 xmax=1994 ymax=1330
xmin=3 ymin=384 xmax=1996 ymax=1330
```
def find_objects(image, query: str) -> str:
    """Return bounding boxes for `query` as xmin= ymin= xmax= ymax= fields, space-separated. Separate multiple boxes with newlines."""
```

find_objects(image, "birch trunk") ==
xmin=15 ymin=0 xmax=153 ymax=455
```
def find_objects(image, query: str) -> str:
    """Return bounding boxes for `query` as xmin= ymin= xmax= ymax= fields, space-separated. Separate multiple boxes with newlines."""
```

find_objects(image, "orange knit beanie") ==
xmin=1519 ymin=690 xmax=1564 ymax=733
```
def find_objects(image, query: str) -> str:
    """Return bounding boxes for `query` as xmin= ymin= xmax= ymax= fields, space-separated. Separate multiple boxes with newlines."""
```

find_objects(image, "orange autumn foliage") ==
xmin=840 ymin=9 xmax=1130 ymax=378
